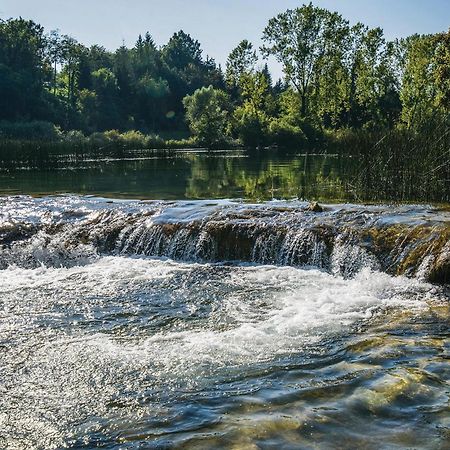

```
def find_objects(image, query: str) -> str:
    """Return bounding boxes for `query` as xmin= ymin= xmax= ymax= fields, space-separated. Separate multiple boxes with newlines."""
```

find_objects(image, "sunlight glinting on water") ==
xmin=0 ymin=196 xmax=449 ymax=449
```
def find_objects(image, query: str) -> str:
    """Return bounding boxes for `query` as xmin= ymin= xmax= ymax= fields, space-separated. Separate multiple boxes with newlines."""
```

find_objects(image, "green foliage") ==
xmin=87 ymin=129 xmax=165 ymax=150
xmin=261 ymin=5 xmax=403 ymax=130
xmin=233 ymin=103 xmax=269 ymax=148
xmin=0 ymin=121 xmax=61 ymax=141
xmin=0 ymin=18 xmax=225 ymax=135
xmin=164 ymin=137 xmax=198 ymax=149
xmin=0 ymin=7 xmax=448 ymax=157
xmin=262 ymin=3 xmax=350 ymax=118
xmin=0 ymin=18 xmax=49 ymax=120
xmin=118 ymin=130 xmax=147 ymax=148
xmin=398 ymin=34 xmax=441 ymax=128
xmin=230 ymin=70 xmax=276 ymax=148
xmin=225 ymin=40 xmax=258 ymax=89
xmin=63 ymin=129 xmax=85 ymax=144
xmin=0 ymin=125 xmax=201 ymax=168
xmin=268 ymin=118 xmax=306 ymax=148
xmin=183 ymin=86 xmax=230 ymax=148
xmin=433 ymin=29 xmax=450 ymax=109
xmin=89 ymin=68 xmax=121 ymax=130
xmin=162 ymin=31 xmax=202 ymax=69
xmin=161 ymin=30 xmax=224 ymax=126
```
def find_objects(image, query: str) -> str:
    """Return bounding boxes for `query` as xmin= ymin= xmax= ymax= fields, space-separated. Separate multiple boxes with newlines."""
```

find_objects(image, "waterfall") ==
xmin=1 ymin=197 xmax=448 ymax=283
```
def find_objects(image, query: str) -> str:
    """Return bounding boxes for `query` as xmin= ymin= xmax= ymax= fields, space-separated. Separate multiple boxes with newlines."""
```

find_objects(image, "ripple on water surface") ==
xmin=0 ymin=255 xmax=449 ymax=449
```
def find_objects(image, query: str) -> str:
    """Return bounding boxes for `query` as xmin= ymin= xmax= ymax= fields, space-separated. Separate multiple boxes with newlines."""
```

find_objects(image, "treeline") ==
xmin=0 ymin=3 xmax=449 ymax=149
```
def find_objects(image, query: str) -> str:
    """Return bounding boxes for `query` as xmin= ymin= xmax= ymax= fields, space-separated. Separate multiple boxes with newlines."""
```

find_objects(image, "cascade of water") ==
xmin=0 ymin=197 xmax=448 ymax=282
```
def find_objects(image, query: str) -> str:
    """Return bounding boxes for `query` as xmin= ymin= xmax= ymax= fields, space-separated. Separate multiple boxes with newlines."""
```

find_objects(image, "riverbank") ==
xmin=1 ymin=128 xmax=449 ymax=204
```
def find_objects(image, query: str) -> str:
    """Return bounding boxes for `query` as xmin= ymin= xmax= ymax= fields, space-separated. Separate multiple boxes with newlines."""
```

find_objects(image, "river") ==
xmin=0 ymin=154 xmax=449 ymax=449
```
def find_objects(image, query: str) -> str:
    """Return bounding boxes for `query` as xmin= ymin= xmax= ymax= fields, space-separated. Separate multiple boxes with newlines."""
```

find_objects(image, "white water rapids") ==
xmin=0 ymin=197 xmax=448 ymax=449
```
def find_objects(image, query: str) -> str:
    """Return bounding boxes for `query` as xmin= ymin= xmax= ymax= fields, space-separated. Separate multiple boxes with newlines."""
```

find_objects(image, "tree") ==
xmin=162 ymin=31 xmax=202 ymax=69
xmin=133 ymin=32 xmax=159 ymax=79
xmin=225 ymin=40 xmax=258 ymax=89
xmin=90 ymin=68 xmax=121 ymax=130
xmin=0 ymin=18 xmax=49 ymax=119
xmin=161 ymin=31 xmax=224 ymax=129
xmin=183 ymin=86 xmax=229 ymax=147
xmin=262 ymin=3 xmax=349 ymax=118
xmin=433 ymin=29 xmax=450 ymax=110
xmin=398 ymin=34 xmax=440 ymax=128
xmin=59 ymin=36 xmax=85 ymax=108
xmin=232 ymin=70 xmax=273 ymax=147
xmin=343 ymin=29 xmax=399 ymax=129
xmin=46 ymin=30 xmax=64 ymax=95
xmin=114 ymin=44 xmax=134 ymax=125
xmin=136 ymin=75 xmax=170 ymax=131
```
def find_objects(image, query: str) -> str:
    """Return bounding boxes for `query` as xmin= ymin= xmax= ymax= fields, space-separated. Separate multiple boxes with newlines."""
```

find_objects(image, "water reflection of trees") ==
xmin=185 ymin=153 xmax=351 ymax=201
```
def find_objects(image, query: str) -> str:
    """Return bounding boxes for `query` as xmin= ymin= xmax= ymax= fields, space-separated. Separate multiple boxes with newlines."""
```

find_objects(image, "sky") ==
xmin=1 ymin=0 xmax=449 ymax=79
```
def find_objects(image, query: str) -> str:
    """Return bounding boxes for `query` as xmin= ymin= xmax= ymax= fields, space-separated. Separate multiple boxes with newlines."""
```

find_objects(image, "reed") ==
xmin=325 ymin=120 xmax=450 ymax=203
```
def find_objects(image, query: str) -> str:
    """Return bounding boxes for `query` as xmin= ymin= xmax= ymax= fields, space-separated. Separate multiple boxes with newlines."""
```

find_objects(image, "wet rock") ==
xmin=3 ymin=198 xmax=449 ymax=285
xmin=428 ymin=242 xmax=450 ymax=284
xmin=0 ymin=222 xmax=38 ymax=246
xmin=308 ymin=202 xmax=323 ymax=213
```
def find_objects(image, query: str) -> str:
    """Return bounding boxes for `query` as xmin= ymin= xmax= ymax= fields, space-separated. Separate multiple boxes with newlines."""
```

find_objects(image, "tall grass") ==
xmin=325 ymin=120 xmax=450 ymax=203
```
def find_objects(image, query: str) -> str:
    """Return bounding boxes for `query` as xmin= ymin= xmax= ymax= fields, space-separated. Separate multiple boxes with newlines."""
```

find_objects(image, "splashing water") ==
xmin=0 ymin=196 xmax=449 ymax=449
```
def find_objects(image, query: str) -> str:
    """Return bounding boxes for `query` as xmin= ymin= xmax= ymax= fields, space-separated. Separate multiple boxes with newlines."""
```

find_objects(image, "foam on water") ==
xmin=0 ymin=255 xmax=437 ymax=449
xmin=0 ymin=196 xmax=448 ymax=449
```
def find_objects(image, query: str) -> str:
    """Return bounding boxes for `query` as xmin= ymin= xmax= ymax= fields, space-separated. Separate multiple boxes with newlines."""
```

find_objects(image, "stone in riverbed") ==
xmin=308 ymin=202 xmax=323 ymax=213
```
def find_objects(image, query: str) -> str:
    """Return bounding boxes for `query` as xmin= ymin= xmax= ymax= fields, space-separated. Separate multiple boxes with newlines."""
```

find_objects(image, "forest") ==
xmin=0 ymin=3 xmax=449 ymax=160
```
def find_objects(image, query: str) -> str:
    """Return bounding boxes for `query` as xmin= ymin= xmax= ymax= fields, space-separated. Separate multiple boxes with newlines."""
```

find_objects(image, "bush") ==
xmin=145 ymin=134 xmax=167 ymax=149
xmin=165 ymin=137 xmax=199 ymax=149
xmin=267 ymin=118 xmax=306 ymax=148
xmin=232 ymin=105 xmax=269 ymax=148
xmin=0 ymin=120 xmax=62 ymax=141
xmin=63 ymin=130 xmax=87 ymax=145
xmin=88 ymin=131 xmax=111 ymax=149
xmin=118 ymin=130 xmax=147 ymax=149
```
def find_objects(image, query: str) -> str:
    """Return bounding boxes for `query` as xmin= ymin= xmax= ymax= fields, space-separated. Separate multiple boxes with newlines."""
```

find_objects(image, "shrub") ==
xmin=144 ymin=134 xmax=166 ymax=149
xmin=232 ymin=105 xmax=269 ymax=148
xmin=165 ymin=137 xmax=199 ymax=149
xmin=268 ymin=118 xmax=306 ymax=149
xmin=88 ymin=131 xmax=112 ymax=149
xmin=63 ymin=130 xmax=87 ymax=144
xmin=0 ymin=120 xmax=62 ymax=141
xmin=118 ymin=130 xmax=147 ymax=149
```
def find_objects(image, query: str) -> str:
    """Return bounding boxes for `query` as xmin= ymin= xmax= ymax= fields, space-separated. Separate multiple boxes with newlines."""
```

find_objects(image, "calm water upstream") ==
xmin=0 ymin=155 xmax=449 ymax=449
xmin=0 ymin=151 xmax=357 ymax=201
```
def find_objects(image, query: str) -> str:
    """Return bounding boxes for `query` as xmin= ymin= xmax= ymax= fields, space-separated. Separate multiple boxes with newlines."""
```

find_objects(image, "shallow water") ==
xmin=0 ymin=196 xmax=449 ymax=449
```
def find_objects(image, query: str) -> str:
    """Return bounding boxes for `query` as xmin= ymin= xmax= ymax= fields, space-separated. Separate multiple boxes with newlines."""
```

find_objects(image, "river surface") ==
xmin=0 ymin=195 xmax=449 ymax=449
xmin=0 ymin=151 xmax=361 ymax=202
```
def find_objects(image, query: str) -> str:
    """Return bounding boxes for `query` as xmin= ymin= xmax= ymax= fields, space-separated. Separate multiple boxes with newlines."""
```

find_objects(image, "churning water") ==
xmin=0 ymin=196 xmax=449 ymax=449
